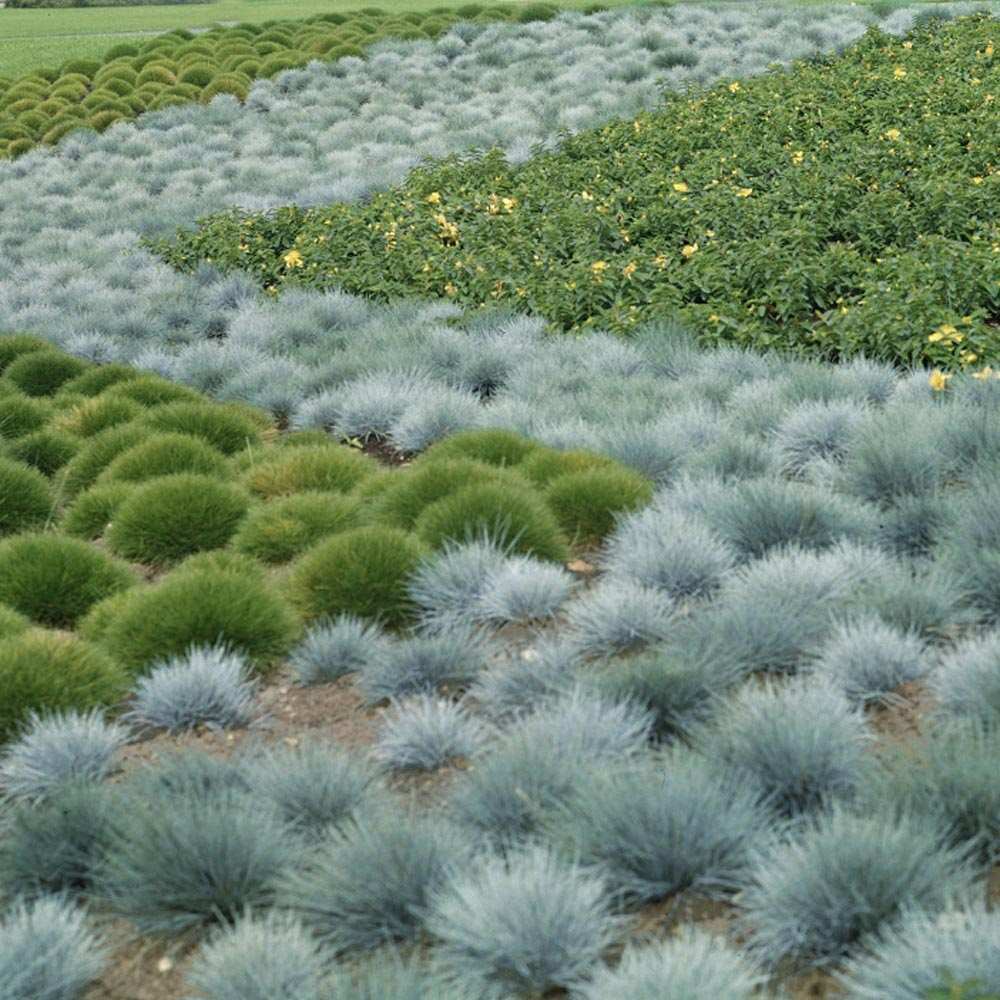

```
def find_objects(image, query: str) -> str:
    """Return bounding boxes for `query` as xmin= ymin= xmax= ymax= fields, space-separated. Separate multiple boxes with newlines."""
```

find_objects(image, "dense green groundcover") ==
xmin=157 ymin=13 xmax=1000 ymax=368
xmin=0 ymin=335 xmax=648 ymax=739
xmin=0 ymin=2 xmax=579 ymax=160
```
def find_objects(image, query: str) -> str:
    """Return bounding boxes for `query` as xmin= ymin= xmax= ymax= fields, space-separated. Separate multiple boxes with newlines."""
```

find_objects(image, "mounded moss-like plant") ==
xmin=107 ymin=473 xmax=251 ymax=565
xmin=543 ymin=466 xmax=652 ymax=545
xmin=5 ymin=428 xmax=79 ymax=477
xmin=232 ymin=491 xmax=364 ymax=564
xmin=518 ymin=447 xmax=617 ymax=487
xmin=290 ymin=526 xmax=428 ymax=628
xmin=246 ymin=444 xmax=376 ymax=498
xmin=0 ymin=457 xmax=52 ymax=537
xmin=276 ymin=808 xmax=470 ymax=954
xmin=140 ymin=400 xmax=267 ymax=455
xmin=60 ymin=481 xmax=134 ymax=540
xmin=0 ymin=393 xmax=52 ymax=439
xmin=736 ymin=806 xmax=981 ymax=970
xmin=0 ymin=534 xmax=134 ymax=628
xmin=58 ymin=423 xmax=147 ymax=496
xmin=52 ymin=395 xmax=142 ymax=439
xmin=84 ymin=555 xmax=298 ymax=675
xmin=98 ymin=432 xmax=230 ymax=484
xmin=426 ymin=843 xmax=621 ymax=999
xmin=419 ymin=428 xmax=539 ymax=468
xmin=57 ymin=363 xmax=139 ymax=399
xmin=0 ymin=630 xmax=128 ymax=743
xmin=0 ymin=603 xmax=29 ymax=641
xmin=0 ymin=334 xmax=49 ymax=372
xmin=416 ymin=481 xmax=570 ymax=563
xmin=4 ymin=351 xmax=87 ymax=397
xmin=0 ymin=895 xmax=108 ymax=1000
xmin=102 ymin=374 xmax=201 ymax=408
xmin=95 ymin=786 xmax=294 ymax=937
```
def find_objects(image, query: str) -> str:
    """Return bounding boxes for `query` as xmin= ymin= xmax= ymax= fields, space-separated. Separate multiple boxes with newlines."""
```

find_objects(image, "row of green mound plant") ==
xmin=0 ymin=2 xmax=580 ymax=159
xmin=155 ymin=12 xmax=1000 ymax=369
xmin=0 ymin=333 xmax=650 ymax=742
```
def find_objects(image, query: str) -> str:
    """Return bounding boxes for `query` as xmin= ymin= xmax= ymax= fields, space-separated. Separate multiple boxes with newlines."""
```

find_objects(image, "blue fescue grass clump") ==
xmin=241 ymin=740 xmax=385 ymax=841
xmin=0 ymin=708 xmax=129 ymax=801
xmin=473 ymin=555 xmax=575 ymax=626
xmin=123 ymin=749 xmax=252 ymax=804
xmin=123 ymin=643 xmax=260 ymax=733
xmin=0 ymin=780 xmax=114 ymax=901
xmin=327 ymin=951 xmax=457 ymax=1000
xmin=688 ymin=675 xmax=873 ymax=818
xmin=600 ymin=504 xmax=735 ymax=601
xmin=861 ymin=559 xmax=974 ymax=640
xmin=426 ymin=843 xmax=623 ymax=1000
xmin=578 ymin=930 xmax=767 ymax=1000
xmin=857 ymin=721 xmax=1000 ymax=863
xmin=185 ymin=912 xmax=331 ymax=1000
xmin=773 ymin=399 xmax=863 ymax=475
xmin=276 ymin=809 xmax=471 ymax=954
xmin=736 ymin=806 xmax=982 ymax=970
xmin=374 ymin=695 xmax=490 ymax=771
xmin=837 ymin=904 xmax=1000 ymax=1000
xmin=94 ymin=786 xmax=294 ymax=936
xmin=930 ymin=631 xmax=1000 ymax=723
xmin=289 ymin=614 xmax=389 ymax=685
xmin=357 ymin=628 xmax=489 ymax=705
xmin=806 ymin=615 xmax=929 ymax=706
xmin=546 ymin=751 xmax=774 ymax=904
xmin=0 ymin=895 xmax=107 ymax=1000
xmin=564 ymin=579 xmax=675 ymax=658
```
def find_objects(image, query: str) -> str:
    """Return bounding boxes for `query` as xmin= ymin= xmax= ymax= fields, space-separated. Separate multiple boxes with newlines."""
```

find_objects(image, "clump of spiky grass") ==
xmin=563 ymin=578 xmax=675 ymax=658
xmin=357 ymin=628 xmax=489 ymax=705
xmin=276 ymin=809 xmax=471 ymax=954
xmin=688 ymin=675 xmax=873 ymax=818
xmin=736 ymin=806 xmax=982 ymax=970
xmin=185 ymin=911 xmax=331 ymax=1000
xmin=97 ymin=432 xmax=229 ymax=485
xmin=547 ymin=750 xmax=774 ymax=904
xmin=806 ymin=615 xmax=929 ymax=707
xmin=600 ymin=504 xmax=735 ymax=601
xmin=0 ymin=895 xmax=108 ymax=1000
xmin=241 ymin=739 xmax=385 ymax=841
xmin=578 ymin=930 xmax=767 ymax=1000
xmin=857 ymin=720 xmax=1000 ymax=863
xmin=289 ymin=614 xmax=389 ymax=685
xmin=929 ymin=631 xmax=1000 ymax=724
xmin=94 ymin=786 xmax=295 ymax=936
xmin=123 ymin=643 xmax=261 ymax=734
xmin=773 ymin=399 xmax=863 ymax=475
xmin=0 ymin=457 xmax=52 ymax=538
xmin=327 ymin=951 xmax=457 ymax=1000
xmin=375 ymin=695 xmax=491 ymax=771
xmin=59 ymin=481 xmax=135 ymax=540
xmin=0 ymin=780 xmax=114 ymax=901
xmin=836 ymin=904 xmax=1000 ymax=1000
xmin=473 ymin=555 xmax=575 ymax=626
xmin=426 ymin=843 xmax=622 ymax=999
xmin=0 ymin=533 xmax=135 ymax=628
xmin=0 ymin=708 xmax=129 ymax=801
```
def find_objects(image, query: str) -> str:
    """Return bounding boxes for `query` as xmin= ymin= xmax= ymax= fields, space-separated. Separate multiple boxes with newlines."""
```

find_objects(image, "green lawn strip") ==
xmin=0 ymin=335 xmax=650 ymax=743
xmin=156 ymin=12 xmax=1000 ymax=369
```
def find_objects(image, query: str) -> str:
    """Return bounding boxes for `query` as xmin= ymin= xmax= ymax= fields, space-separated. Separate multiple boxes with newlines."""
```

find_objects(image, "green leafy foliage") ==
xmin=161 ymin=15 xmax=1000 ymax=368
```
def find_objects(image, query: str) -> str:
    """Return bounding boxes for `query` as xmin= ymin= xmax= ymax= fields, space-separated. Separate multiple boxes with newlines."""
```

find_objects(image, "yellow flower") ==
xmin=985 ymin=41 xmax=994 ymax=57
xmin=902 ymin=40 xmax=913 ymax=49
xmin=893 ymin=66 xmax=907 ymax=79
xmin=972 ymin=177 xmax=984 ymax=185
xmin=681 ymin=244 xmax=699 ymax=258
xmin=928 ymin=331 xmax=946 ymax=343
xmin=929 ymin=369 xmax=952 ymax=392
xmin=653 ymin=253 xmax=669 ymax=269
xmin=791 ymin=150 xmax=805 ymax=165
xmin=973 ymin=366 xmax=995 ymax=380
xmin=736 ymin=187 xmax=753 ymax=198
xmin=708 ymin=314 xmax=720 ymax=323
xmin=443 ymin=282 xmax=458 ymax=297
xmin=884 ymin=128 xmax=902 ymax=141
xmin=425 ymin=192 xmax=442 ymax=205
xmin=622 ymin=261 xmax=638 ymax=279
xmin=633 ymin=119 xmax=642 ymax=134
xmin=580 ymin=190 xmax=594 ymax=202
xmin=960 ymin=351 xmax=979 ymax=365
xmin=591 ymin=260 xmax=609 ymax=273
xmin=672 ymin=181 xmax=690 ymax=193
xmin=728 ymin=81 xmax=741 ymax=93
xmin=501 ymin=197 xmax=517 ymax=213
xmin=282 ymin=249 xmax=304 ymax=268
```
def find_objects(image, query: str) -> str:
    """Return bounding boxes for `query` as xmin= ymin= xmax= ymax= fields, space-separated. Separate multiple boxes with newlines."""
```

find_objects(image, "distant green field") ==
xmin=0 ymin=0 xmax=966 ymax=78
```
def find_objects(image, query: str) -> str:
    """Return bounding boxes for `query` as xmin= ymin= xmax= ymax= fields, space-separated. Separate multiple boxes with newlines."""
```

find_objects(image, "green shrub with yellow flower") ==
xmin=155 ymin=13 xmax=1000 ymax=371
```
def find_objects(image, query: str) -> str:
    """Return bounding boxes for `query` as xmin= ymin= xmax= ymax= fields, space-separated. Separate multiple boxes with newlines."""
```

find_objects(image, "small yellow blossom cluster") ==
xmin=883 ymin=128 xmax=902 ymax=141
xmin=681 ymin=244 xmax=698 ymax=259
xmin=591 ymin=260 xmax=609 ymax=282
xmin=486 ymin=194 xmax=518 ymax=215
xmin=791 ymin=150 xmax=805 ymax=165
xmin=283 ymin=249 xmax=304 ymax=269
xmin=434 ymin=213 xmax=460 ymax=245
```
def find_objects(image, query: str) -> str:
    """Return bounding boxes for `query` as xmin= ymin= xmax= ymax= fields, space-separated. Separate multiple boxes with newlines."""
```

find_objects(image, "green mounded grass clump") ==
xmin=0 ymin=4 xmax=566 ymax=162
xmin=98 ymin=432 xmax=230 ymax=484
xmin=0 ymin=533 xmax=135 ymax=628
xmin=0 ymin=456 xmax=52 ymax=537
xmin=5 ymin=427 xmax=81 ymax=476
xmin=0 ymin=334 xmax=49 ymax=372
xmin=244 ymin=443 xmax=377 ymax=498
xmin=82 ymin=552 xmax=299 ymax=674
xmin=544 ymin=466 xmax=653 ymax=545
xmin=420 ymin=428 xmax=541 ymax=468
xmin=0 ymin=604 xmax=30 ymax=642
xmin=290 ymin=525 xmax=428 ymax=628
xmin=61 ymin=481 xmax=136 ymax=540
xmin=162 ymin=14 xmax=1000 ymax=369
xmin=0 ymin=393 xmax=53 ymax=440
xmin=138 ymin=400 xmax=266 ymax=455
xmin=53 ymin=395 xmax=143 ymax=438
xmin=0 ymin=629 xmax=128 ymax=742
xmin=232 ymin=491 xmax=365 ymax=564
xmin=106 ymin=473 xmax=251 ymax=565
xmin=4 ymin=350 xmax=89 ymax=397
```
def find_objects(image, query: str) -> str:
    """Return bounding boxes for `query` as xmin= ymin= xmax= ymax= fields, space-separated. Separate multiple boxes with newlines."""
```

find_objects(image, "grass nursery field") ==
xmin=4 ymin=3 xmax=1000 ymax=1000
